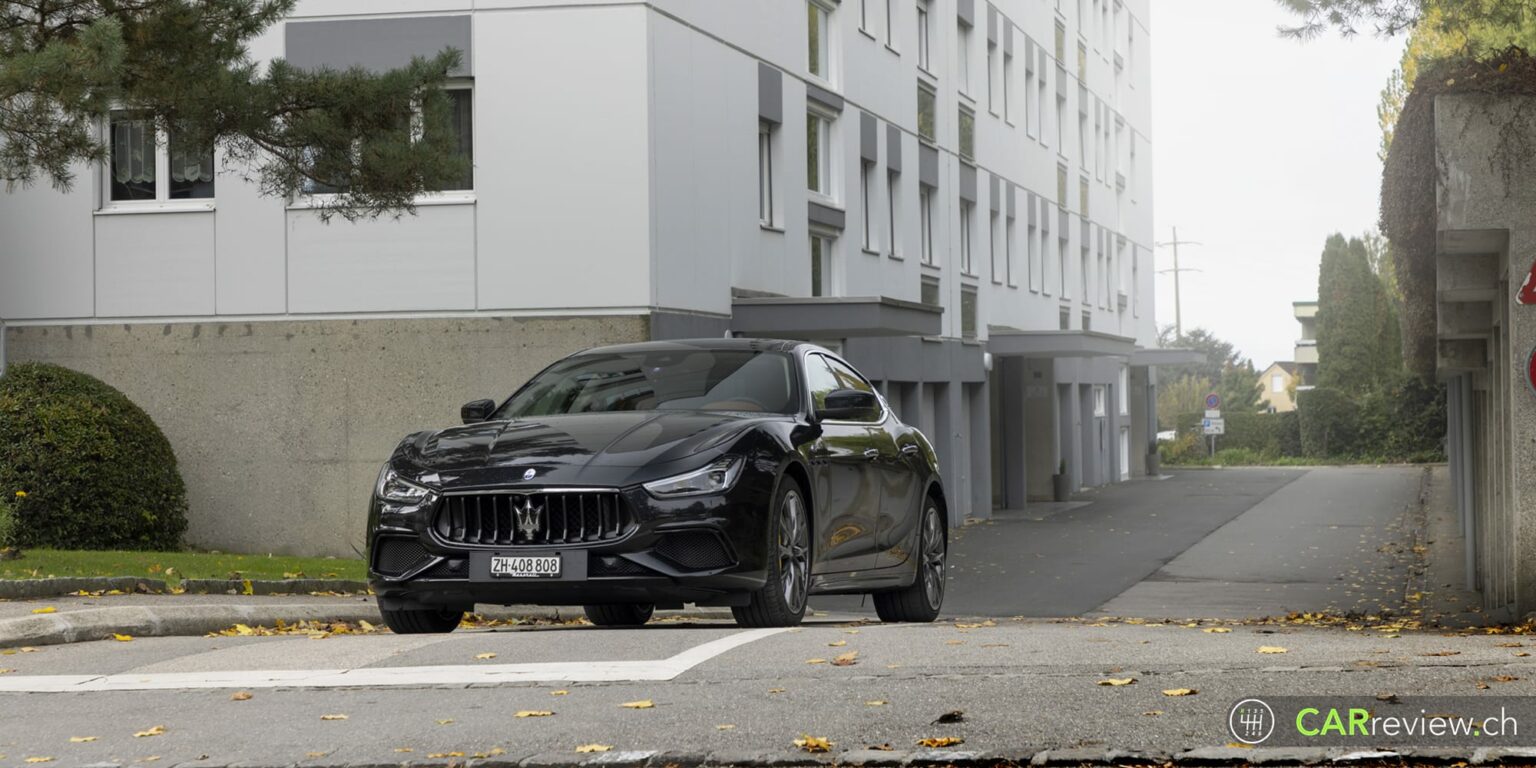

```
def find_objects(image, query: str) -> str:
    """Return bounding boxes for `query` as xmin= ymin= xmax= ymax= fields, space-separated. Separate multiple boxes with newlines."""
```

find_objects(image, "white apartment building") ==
xmin=0 ymin=0 xmax=1162 ymax=556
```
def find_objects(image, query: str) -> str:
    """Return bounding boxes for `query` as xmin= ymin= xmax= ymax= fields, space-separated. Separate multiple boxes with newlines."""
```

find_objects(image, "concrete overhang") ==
xmin=1129 ymin=348 xmax=1206 ymax=367
xmin=730 ymin=295 xmax=942 ymax=339
xmin=986 ymin=329 xmax=1136 ymax=358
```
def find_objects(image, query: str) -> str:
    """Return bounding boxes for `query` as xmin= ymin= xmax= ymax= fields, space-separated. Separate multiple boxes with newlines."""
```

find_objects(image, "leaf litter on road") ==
xmin=1097 ymin=678 xmax=1136 ymax=686
xmin=515 ymin=710 xmax=554 ymax=718
xmin=917 ymin=736 xmax=964 ymax=748
xmin=794 ymin=736 xmax=832 ymax=753
xmin=576 ymin=744 xmax=612 ymax=753
xmin=230 ymin=691 xmax=252 ymax=701
xmin=621 ymin=700 xmax=655 ymax=709
xmin=831 ymin=651 xmax=859 ymax=666
xmin=133 ymin=726 xmax=166 ymax=738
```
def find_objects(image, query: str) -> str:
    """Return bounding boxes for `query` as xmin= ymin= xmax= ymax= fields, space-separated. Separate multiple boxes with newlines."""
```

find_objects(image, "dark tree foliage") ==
xmin=1 ymin=0 xmax=466 ymax=220
xmin=1276 ymin=0 xmax=1536 ymax=39
xmin=1316 ymin=234 xmax=1403 ymax=393
xmin=1156 ymin=326 xmax=1263 ymax=412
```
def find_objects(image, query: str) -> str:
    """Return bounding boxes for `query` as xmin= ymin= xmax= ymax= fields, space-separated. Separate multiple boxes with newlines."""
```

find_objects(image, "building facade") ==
xmin=1293 ymin=300 xmax=1319 ymax=388
xmin=1256 ymin=361 xmax=1297 ymax=413
xmin=0 ymin=0 xmax=1157 ymax=556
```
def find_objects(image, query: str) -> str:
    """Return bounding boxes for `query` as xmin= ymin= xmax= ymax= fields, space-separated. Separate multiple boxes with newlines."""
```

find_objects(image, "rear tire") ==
xmin=732 ymin=476 xmax=810 ymax=628
xmin=379 ymin=607 xmax=464 ymax=634
xmin=873 ymin=499 xmax=946 ymax=623
xmin=583 ymin=603 xmax=655 ymax=627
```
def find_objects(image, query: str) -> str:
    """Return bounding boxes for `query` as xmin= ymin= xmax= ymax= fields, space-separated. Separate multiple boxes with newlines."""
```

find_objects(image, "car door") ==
xmin=803 ymin=353 xmax=883 ymax=573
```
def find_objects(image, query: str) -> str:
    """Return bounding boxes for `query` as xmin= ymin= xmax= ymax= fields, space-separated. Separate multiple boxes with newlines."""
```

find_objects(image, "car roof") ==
xmin=578 ymin=337 xmax=813 ymax=356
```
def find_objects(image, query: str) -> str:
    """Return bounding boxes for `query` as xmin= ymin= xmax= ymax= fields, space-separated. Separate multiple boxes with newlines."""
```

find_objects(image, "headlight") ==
xmin=643 ymin=456 xmax=744 ymax=498
xmin=376 ymin=467 xmax=432 ymax=504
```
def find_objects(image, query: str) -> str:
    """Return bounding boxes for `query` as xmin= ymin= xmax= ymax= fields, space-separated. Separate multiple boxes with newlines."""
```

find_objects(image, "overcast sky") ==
xmin=1150 ymin=1 xmax=1405 ymax=369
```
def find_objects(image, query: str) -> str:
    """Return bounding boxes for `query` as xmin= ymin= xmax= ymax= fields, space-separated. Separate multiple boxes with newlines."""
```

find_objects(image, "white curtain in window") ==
xmin=169 ymin=143 xmax=214 ymax=183
xmin=112 ymin=118 xmax=155 ymax=184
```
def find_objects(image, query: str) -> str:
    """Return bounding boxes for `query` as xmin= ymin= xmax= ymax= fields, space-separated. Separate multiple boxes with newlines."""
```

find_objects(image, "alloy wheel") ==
xmin=779 ymin=489 xmax=810 ymax=613
xmin=920 ymin=505 xmax=946 ymax=610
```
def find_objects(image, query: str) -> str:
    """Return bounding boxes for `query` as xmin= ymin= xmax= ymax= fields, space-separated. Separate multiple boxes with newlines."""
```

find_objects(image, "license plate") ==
xmin=489 ymin=555 xmax=561 ymax=579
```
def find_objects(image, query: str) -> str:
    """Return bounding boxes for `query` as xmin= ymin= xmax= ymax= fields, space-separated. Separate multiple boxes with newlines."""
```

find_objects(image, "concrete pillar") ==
xmin=968 ymin=381 xmax=991 ymax=520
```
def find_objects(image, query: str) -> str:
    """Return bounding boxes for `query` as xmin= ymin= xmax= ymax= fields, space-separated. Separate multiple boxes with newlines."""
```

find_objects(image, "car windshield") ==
xmin=496 ymin=350 xmax=799 ymax=417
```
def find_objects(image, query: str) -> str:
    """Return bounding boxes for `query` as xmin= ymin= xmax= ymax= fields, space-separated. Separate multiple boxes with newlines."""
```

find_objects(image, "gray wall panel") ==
xmin=287 ymin=16 xmax=472 ymax=76
xmin=758 ymin=63 xmax=783 ymax=124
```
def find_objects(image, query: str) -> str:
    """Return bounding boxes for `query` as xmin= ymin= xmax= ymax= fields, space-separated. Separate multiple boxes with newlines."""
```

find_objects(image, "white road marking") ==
xmin=0 ymin=628 xmax=787 ymax=693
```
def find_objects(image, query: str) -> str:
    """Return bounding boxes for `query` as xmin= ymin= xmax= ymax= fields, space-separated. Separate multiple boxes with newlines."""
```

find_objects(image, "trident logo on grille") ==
xmin=513 ymin=496 xmax=543 ymax=539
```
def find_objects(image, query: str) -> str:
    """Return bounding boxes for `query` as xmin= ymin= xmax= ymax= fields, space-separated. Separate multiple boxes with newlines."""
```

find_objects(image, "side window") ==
xmin=824 ymin=357 xmax=883 ymax=422
xmin=805 ymin=354 xmax=842 ymax=412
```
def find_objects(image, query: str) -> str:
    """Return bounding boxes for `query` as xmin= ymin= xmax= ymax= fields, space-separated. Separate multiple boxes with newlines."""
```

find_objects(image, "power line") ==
xmin=1155 ymin=227 xmax=1202 ymax=342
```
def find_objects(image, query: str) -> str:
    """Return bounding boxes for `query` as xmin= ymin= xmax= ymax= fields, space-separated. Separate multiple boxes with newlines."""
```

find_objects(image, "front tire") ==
xmin=732 ymin=477 xmax=811 ymax=628
xmin=873 ymin=499 xmax=946 ymax=623
xmin=583 ymin=603 xmax=655 ymax=627
xmin=380 ymin=607 xmax=464 ymax=634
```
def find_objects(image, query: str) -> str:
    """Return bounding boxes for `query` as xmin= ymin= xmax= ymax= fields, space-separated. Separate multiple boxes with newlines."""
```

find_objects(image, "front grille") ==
xmin=654 ymin=530 xmax=735 ymax=571
xmin=374 ymin=538 xmax=430 ymax=577
xmin=589 ymin=556 xmax=654 ymax=578
xmin=433 ymin=491 xmax=632 ymax=547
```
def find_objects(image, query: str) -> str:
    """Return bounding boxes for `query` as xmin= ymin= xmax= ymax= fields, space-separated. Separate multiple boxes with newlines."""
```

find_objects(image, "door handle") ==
xmin=900 ymin=444 xmax=921 ymax=455
xmin=863 ymin=448 xmax=881 ymax=460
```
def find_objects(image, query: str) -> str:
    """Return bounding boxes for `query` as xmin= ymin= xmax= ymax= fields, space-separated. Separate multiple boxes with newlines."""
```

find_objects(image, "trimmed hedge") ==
xmin=0 ymin=363 xmax=187 ymax=550
xmin=1297 ymin=387 xmax=1359 ymax=458
xmin=0 ymin=497 xmax=14 ymax=548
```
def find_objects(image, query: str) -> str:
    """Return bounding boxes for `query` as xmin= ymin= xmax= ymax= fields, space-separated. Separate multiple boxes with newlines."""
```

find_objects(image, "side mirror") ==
xmin=461 ymin=399 xmax=497 ymax=424
xmin=817 ymin=389 xmax=879 ymax=421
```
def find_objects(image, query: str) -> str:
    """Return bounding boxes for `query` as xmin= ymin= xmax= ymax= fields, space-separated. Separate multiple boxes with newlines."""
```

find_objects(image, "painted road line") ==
xmin=0 ymin=628 xmax=787 ymax=693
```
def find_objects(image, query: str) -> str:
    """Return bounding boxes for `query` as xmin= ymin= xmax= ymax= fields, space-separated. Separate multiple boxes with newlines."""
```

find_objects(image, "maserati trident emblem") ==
xmin=522 ymin=468 xmax=537 ymax=481
xmin=513 ymin=496 xmax=543 ymax=539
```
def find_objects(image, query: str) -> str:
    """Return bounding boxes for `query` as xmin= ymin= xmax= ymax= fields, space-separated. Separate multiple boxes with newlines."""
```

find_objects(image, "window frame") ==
xmin=810 ymin=227 xmax=840 ymax=297
xmin=1005 ymin=214 xmax=1017 ymax=287
xmin=887 ymin=169 xmax=902 ymax=259
xmin=989 ymin=209 xmax=1002 ymax=284
xmin=958 ymin=104 xmax=976 ymax=161
xmin=101 ymin=110 xmax=217 ymax=212
xmin=759 ymin=120 xmax=777 ymax=227
xmin=916 ymin=0 xmax=932 ymax=72
xmin=861 ymin=159 xmax=878 ymax=252
xmin=808 ymin=0 xmax=834 ymax=82
xmin=959 ymin=199 xmax=975 ymax=276
xmin=917 ymin=81 xmax=938 ymax=144
xmin=806 ymin=107 xmax=837 ymax=202
xmin=957 ymin=19 xmax=973 ymax=95
xmin=919 ymin=184 xmax=937 ymax=266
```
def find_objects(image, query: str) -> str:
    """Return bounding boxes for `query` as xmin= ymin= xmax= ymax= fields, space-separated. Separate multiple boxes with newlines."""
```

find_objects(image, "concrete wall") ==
xmin=1432 ymin=95 xmax=1536 ymax=618
xmin=5 ymin=316 xmax=648 ymax=556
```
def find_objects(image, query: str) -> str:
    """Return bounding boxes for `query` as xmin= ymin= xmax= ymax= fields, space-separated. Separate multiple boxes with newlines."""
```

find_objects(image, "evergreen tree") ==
xmin=1316 ymin=234 xmax=1403 ymax=392
xmin=1 ymin=0 xmax=465 ymax=220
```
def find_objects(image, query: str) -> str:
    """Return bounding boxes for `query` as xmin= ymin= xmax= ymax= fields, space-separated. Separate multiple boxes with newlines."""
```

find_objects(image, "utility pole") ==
xmin=1155 ymin=227 xmax=1202 ymax=342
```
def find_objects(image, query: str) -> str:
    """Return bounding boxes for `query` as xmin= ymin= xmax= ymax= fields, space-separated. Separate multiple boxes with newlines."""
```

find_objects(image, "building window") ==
xmin=1057 ymin=163 xmax=1068 ymax=208
xmin=432 ymin=87 xmax=475 ymax=192
xmin=959 ymin=200 xmax=974 ymax=275
xmin=1059 ymin=307 xmax=1071 ymax=330
xmin=957 ymin=20 xmax=972 ymax=94
xmin=917 ymin=82 xmax=937 ymax=143
xmin=1082 ymin=310 xmax=1092 ymax=332
xmin=887 ymin=169 xmax=901 ymax=258
xmin=1093 ymin=385 xmax=1106 ymax=418
xmin=1131 ymin=246 xmax=1140 ymax=317
xmin=109 ymin=111 xmax=216 ymax=202
xmin=987 ymin=40 xmax=1000 ymax=114
xmin=1005 ymin=215 xmax=1017 ymax=287
xmin=921 ymin=274 xmax=941 ymax=306
xmin=1273 ymin=374 xmax=1286 ymax=394
xmin=989 ymin=210 xmax=1001 ymax=283
xmin=961 ymin=286 xmax=978 ymax=340
xmin=1077 ymin=40 xmax=1087 ymax=80
xmin=1119 ymin=368 xmax=1130 ymax=415
xmin=919 ymin=184 xmax=936 ymax=266
xmin=860 ymin=0 xmax=871 ymax=32
xmin=1059 ymin=231 xmax=1069 ymax=298
xmin=1080 ymin=175 xmax=1090 ymax=218
xmin=1024 ymin=47 xmax=1037 ymax=138
xmin=807 ymin=110 xmax=833 ymax=197
xmin=917 ymin=0 xmax=932 ymax=71
xmin=759 ymin=121 xmax=776 ymax=226
xmin=886 ymin=0 xmax=897 ymax=45
xmin=1027 ymin=217 xmax=1040 ymax=292
xmin=1054 ymin=20 xmax=1066 ymax=63
xmin=958 ymin=105 xmax=975 ymax=161
xmin=811 ymin=232 xmax=837 ymax=297
xmin=1037 ymin=50 xmax=1050 ymax=146
xmin=861 ymin=159 xmax=877 ymax=251
xmin=808 ymin=0 xmax=832 ymax=81
xmin=1003 ymin=51 xmax=1015 ymax=123
xmin=1081 ymin=236 xmax=1090 ymax=305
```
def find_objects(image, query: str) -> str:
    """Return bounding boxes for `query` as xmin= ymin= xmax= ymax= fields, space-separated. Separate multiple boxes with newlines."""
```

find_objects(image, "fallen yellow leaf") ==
xmin=1257 ymin=646 xmax=1288 ymax=654
xmin=794 ymin=735 xmax=833 ymax=753
xmin=1203 ymin=627 xmax=1232 ymax=634
xmin=805 ymin=658 xmax=827 ymax=664
xmin=575 ymin=744 xmax=612 ymax=753
xmin=427 ymin=752 xmax=464 ymax=759
xmin=320 ymin=714 xmax=348 ymax=721
xmin=768 ymin=688 xmax=786 ymax=694
xmin=112 ymin=634 xmax=133 ymax=642
xmin=0 ymin=669 xmax=14 ymax=674
xmin=1142 ymin=710 xmax=1163 ymax=716
xmin=832 ymin=651 xmax=859 ymax=666
xmin=1162 ymin=688 xmax=1198 ymax=697
xmin=24 ymin=758 xmax=52 ymax=764
xmin=475 ymin=652 xmax=497 ymax=660
xmin=917 ymin=736 xmax=964 ymax=748
xmin=716 ymin=724 xmax=736 ymax=730
xmin=620 ymin=700 xmax=655 ymax=709
xmin=436 ymin=719 xmax=454 ymax=725
xmin=515 ymin=710 xmax=555 ymax=718
xmin=828 ymin=640 xmax=847 ymax=647
xmin=133 ymin=726 xmax=166 ymax=738
xmin=68 ymin=737 xmax=97 ymax=743
xmin=1098 ymin=678 xmax=1136 ymax=686
xmin=31 ymin=607 xmax=55 ymax=615
xmin=230 ymin=691 xmax=253 ymax=701
xmin=866 ymin=700 xmax=888 ymax=706
xmin=550 ymin=690 xmax=569 ymax=696
xmin=393 ymin=748 xmax=414 ymax=753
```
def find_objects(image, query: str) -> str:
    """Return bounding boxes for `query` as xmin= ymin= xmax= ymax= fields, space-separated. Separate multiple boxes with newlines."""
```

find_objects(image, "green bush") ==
xmin=1210 ymin=447 xmax=1265 ymax=465
xmin=1297 ymin=387 xmax=1359 ymax=458
xmin=1159 ymin=430 xmax=1206 ymax=465
xmin=1273 ymin=410 xmax=1303 ymax=457
xmin=0 ymin=497 xmax=14 ymax=549
xmin=0 ymin=363 xmax=187 ymax=550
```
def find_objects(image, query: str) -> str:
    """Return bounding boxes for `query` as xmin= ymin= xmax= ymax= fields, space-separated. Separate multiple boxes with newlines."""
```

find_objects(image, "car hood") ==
xmin=397 ymin=411 xmax=784 ymax=486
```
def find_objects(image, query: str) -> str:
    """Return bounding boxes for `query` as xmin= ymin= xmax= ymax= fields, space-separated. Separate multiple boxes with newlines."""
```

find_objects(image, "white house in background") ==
xmin=0 ymin=0 xmax=1166 ymax=556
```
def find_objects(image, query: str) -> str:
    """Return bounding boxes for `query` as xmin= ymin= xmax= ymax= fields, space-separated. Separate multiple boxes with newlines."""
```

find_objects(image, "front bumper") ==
xmin=367 ymin=478 xmax=775 ymax=611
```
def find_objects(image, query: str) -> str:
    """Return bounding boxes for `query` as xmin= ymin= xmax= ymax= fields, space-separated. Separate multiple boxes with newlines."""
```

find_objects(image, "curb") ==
xmin=0 ymin=603 xmax=384 ymax=648
xmin=0 ymin=576 xmax=167 ymax=600
xmin=179 ymin=578 xmax=370 ymax=595
xmin=46 ymin=746 xmax=1536 ymax=767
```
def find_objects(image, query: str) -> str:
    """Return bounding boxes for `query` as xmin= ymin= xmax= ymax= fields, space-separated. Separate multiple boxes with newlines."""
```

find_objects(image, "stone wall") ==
xmin=6 ymin=315 xmax=648 ymax=556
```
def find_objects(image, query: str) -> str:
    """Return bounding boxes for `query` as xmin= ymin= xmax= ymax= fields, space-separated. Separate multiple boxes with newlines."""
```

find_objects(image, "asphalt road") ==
xmin=0 ymin=466 xmax=1450 ymax=765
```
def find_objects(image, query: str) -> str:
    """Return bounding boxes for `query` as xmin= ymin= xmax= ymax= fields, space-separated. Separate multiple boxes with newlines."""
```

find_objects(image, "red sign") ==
xmin=1519 ymin=259 xmax=1536 ymax=305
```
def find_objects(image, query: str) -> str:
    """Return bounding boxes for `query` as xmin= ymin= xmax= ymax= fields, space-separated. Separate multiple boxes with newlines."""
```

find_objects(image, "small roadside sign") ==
xmin=1205 ymin=409 xmax=1222 ymax=419
xmin=1205 ymin=393 xmax=1221 ymax=410
xmin=1202 ymin=418 xmax=1226 ymax=436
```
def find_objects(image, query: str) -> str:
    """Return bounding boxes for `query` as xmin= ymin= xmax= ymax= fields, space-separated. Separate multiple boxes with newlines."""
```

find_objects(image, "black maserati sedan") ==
xmin=366 ymin=338 xmax=948 ymax=632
